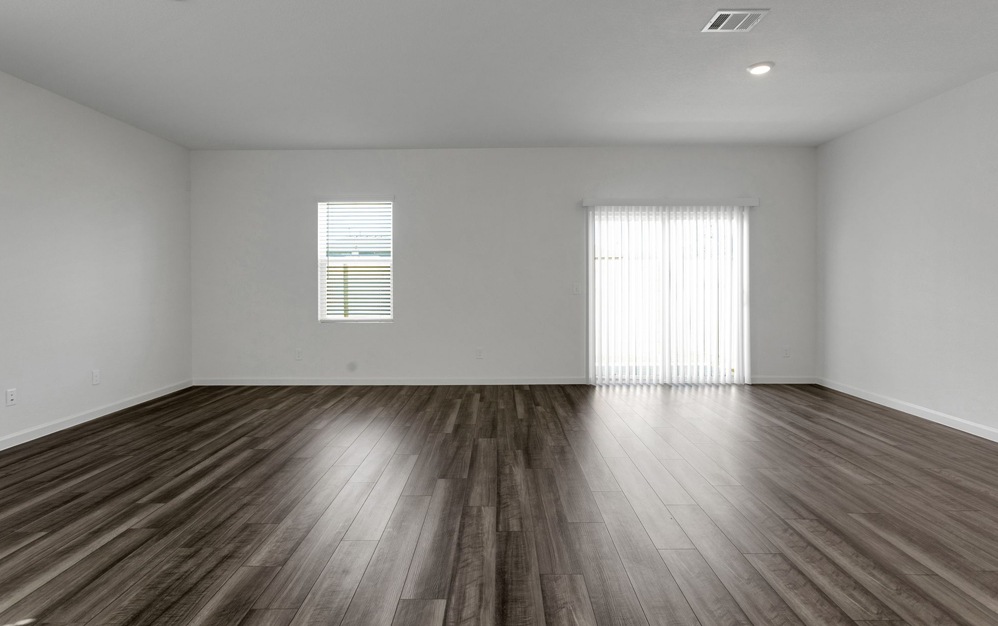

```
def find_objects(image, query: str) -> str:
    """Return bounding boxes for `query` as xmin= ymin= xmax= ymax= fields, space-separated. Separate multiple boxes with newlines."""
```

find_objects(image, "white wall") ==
xmin=818 ymin=71 xmax=998 ymax=441
xmin=192 ymin=146 xmax=817 ymax=384
xmin=0 ymin=70 xmax=192 ymax=449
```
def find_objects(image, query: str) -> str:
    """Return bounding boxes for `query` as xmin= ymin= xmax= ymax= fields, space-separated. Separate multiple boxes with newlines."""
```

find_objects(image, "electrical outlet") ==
xmin=475 ymin=347 xmax=485 ymax=360
xmin=5 ymin=389 xmax=16 ymax=406
xmin=295 ymin=348 xmax=303 ymax=361
xmin=92 ymin=369 xmax=101 ymax=385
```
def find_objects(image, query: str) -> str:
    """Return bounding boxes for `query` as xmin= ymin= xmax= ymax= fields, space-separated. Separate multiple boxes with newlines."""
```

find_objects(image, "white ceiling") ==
xmin=2 ymin=0 xmax=997 ymax=149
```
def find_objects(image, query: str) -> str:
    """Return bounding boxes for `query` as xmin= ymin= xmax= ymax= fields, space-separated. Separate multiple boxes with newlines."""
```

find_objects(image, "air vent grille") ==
xmin=702 ymin=9 xmax=769 ymax=32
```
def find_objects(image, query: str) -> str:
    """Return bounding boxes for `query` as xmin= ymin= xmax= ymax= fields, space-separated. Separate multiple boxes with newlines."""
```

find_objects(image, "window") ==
xmin=318 ymin=201 xmax=393 ymax=321
xmin=588 ymin=204 xmax=750 ymax=384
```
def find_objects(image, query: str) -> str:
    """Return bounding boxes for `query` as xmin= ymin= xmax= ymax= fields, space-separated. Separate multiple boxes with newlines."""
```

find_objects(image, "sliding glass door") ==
xmin=588 ymin=204 xmax=750 ymax=385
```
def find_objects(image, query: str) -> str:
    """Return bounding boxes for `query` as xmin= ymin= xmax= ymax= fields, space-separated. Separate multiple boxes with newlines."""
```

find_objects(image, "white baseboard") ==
xmin=193 ymin=376 xmax=591 ymax=386
xmin=752 ymin=376 xmax=819 ymax=384
xmin=0 ymin=380 xmax=193 ymax=452
xmin=817 ymin=378 xmax=998 ymax=444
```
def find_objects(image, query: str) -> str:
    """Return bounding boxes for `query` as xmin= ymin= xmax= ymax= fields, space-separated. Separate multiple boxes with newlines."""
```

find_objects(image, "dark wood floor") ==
xmin=2 ymin=385 xmax=998 ymax=625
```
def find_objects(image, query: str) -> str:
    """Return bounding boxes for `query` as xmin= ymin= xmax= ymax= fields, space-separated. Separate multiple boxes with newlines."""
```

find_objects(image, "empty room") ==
xmin=2 ymin=1 xmax=998 ymax=624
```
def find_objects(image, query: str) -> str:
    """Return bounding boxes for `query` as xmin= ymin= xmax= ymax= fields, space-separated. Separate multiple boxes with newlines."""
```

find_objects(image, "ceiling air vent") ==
xmin=702 ymin=9 xmax=769 ymax=32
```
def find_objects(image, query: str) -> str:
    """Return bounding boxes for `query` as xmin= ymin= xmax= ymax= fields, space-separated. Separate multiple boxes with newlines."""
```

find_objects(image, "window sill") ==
xmin=319 ymin=318 xmax=394 ymax=323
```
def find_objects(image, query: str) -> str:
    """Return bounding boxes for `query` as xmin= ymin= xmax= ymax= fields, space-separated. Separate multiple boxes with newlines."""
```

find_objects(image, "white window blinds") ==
xmin=318 ymin=201 xmax=393 ymax=321
xmin=588 ymin=204 xmax=750 ymax=385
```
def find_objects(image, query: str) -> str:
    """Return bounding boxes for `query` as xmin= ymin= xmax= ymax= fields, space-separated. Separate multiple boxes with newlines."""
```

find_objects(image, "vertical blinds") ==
xmin=589 ymin=205 xmax=750 ymax=385
xmin=318 ymin=201 xmax=393 ymax=320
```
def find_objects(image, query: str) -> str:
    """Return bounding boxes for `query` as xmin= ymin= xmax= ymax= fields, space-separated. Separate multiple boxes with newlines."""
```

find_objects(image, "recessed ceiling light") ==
xmin=747 ymin=62 xmax=774 ymax=75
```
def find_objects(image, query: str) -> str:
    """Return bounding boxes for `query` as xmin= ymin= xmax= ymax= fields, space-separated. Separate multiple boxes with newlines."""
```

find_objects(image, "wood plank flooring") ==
xmin=2 ymin=384 xmax=998 ymax=625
